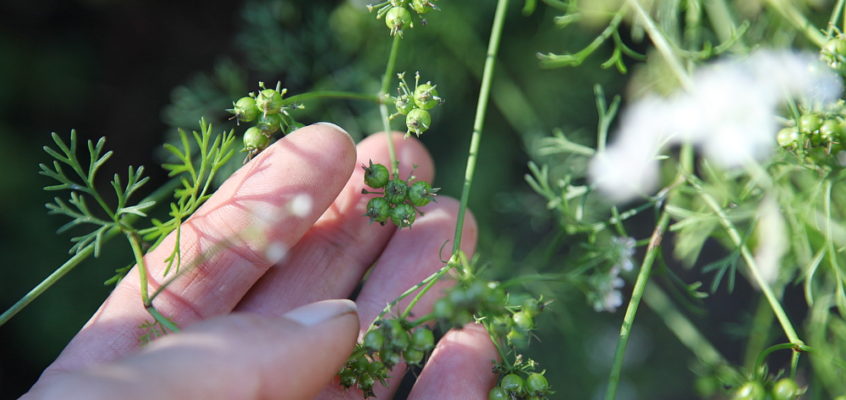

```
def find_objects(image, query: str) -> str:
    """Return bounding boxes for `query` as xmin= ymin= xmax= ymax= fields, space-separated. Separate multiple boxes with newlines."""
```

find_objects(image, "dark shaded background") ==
xmin=0 ymin=0 xmax=244 ymax=395
xmin=0 ymin=1 xmax=788 ymax=399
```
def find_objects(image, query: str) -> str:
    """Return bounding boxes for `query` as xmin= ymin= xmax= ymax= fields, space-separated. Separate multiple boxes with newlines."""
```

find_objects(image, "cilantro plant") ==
xmin=5 ymin=0 xmax=846 ymax=399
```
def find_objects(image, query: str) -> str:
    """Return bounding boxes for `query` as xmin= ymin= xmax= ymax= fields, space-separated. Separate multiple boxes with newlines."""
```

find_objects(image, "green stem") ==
xmin=823 ymin=180 xmax=845 ymax=310
xmin=626 ymin=0 xmax=693 ymax=89
xmin=765 ymin=0 xmax=827 ymax=47
xmin=0 ymin=178 xmax=180 ymax=327
xmin=754 ymin=342 xmax=811 ymax=378
xmin=643 ymin=284 xmax=729 ymax=370
xmin=595 ymin=85 xmax=618 ymax=153
xmin=410 ymin=312 xmax=436 ymax=328
xmin=90 ymin=190 xmax=118 ymax=223
xmin=373 ymin=261 xmax=449 ymax=328
xmin=284 ymin=90 xmax=381 ymax=105
xmin=400 ymin=255 xmax=461 ymax=319
xmin=827 ymin=0 xmax=846 ymax=36
xmin=683 ymin=0 xmax=702 ymax=51
xmin=452 ymin=0 xmax=509 ymax=254
xmin=704 ymin=0 xmax=745 ymax=48
xmin=127 ymin=233 xmax=151 ymax=305
xmin=692 ymin=179 xmax=803 ymax=345
xmin=380 ymin=35 xmax=402 ymax=176
xmin=377 ymin=0 xmax=508 ymax=319
xmin=538 ymin=7 xmax=626 ymax=68
xmin=605 ymin=209 xmax=671 ymax=400
xmin=146 ymin=306 xmax=180 ymax=333
xmin=743 ymin=296 xmax=776 ymax=370
xmin=483 ymin=320 xmax=513 ymax=368
xmin=127 ymin=230 xmax=179 ymax=332
xmin=438 ymin=9 xmax=541 ymax=135
xmin=396 ymin=1 xmax=511 ymax=321
xmin=0 ymin=240 xmax=98 ymax=326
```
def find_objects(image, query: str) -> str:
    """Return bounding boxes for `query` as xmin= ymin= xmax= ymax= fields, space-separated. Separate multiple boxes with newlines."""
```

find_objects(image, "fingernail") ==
xmin=315 ymin=122 xmax=350 ymax=137
xmin=284 ymin=299 xmax=357 ymax=327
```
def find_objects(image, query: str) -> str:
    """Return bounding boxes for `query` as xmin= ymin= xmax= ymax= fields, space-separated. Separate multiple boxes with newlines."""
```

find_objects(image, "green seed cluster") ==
xmin=732 ymin=378 xmax=804 ymax=400
xmin=337 ymin=253 xmax=550 ymax=399
xmin=229 ymin=82 xmax=300 ymax=158
xmin=432 ymin=280 xmax=508 ymax=329
xmin=369 ymin=0 xmax=438 ymax=37
xmin=433 ymin=281 xmax=545 ymax=349
xmin=362 ymin=161 xmax=438 ymax=228
xmin=339 ymin=319 xmax=435 ymax=397
xmin=822 ymin=35 xmax=846 ymax=74
xmin=391 ymin=72 xmax=443 ymax=137
xmin=777 ymin=110 xmax=846 ymax=166
xmin=338 ymin=346 xmax=388 ymax=398
xmin=488 ymin=371 xmax=551 ymax=400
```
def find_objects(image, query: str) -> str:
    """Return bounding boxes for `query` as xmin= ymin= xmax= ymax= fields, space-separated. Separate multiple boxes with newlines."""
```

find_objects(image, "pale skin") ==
xmin=23 ymin=123 xmax=498 ymax=399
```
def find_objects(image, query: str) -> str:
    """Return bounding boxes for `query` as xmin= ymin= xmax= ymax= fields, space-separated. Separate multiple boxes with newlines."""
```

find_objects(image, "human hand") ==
xmin=23 ymin=124 xmax=497 ymax=399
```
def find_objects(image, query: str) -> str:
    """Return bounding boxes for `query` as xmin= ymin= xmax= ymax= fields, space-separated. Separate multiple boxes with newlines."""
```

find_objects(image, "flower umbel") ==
xmin=589 ymin=49 xmax=842 ymax=203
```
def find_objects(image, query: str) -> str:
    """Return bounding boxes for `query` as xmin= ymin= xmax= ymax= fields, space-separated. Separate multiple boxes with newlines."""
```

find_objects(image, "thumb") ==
xmin=27 ymin=299 xmax=359 ymax=400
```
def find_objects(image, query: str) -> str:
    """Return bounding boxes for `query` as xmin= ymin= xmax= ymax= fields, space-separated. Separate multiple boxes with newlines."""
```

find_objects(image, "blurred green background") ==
xmin=0 ymin=0 xmax=790 ymax=398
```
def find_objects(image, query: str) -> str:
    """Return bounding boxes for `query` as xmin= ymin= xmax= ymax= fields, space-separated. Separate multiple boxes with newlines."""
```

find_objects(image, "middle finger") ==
xmin=236 ymin=132 xmax=434 ymax=314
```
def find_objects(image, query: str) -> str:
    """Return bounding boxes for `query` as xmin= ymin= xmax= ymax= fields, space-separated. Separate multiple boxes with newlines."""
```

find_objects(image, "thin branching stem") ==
xmin=409 ymin=312 xmax=436 ymax=328
xmin=373 ymin=261 xmax=449 ymax=328
xmin=604 ymin=145 xmax=694 ymax=399
xmin=823 ymin=180 xmax=846 ymax=313
xmin=626 ymin=0 xmax=693 ymax=89
xmin=126 ymin=233 xmax=151 ymax=306
xmin=452 ymin=0 xmax=509 ymax=254
xmin=642 ymin=284 xmax=731 ymax=371
xmin=827 ymin=0 xmax=846 ymax=36
xmin=539 ymin=7 xmax=627 ymax=68
xmin=146 ymin=307 xmax=180 ymax=332
xmin=704 ymin=0 xmax=746 ymax=49
xmin=127 ymin=232 xmax=179 ymax=332
xmin=0 ymin=177 xmax=181 ymax=327
xmin=395 ymin=0 xmax=511 ymax=321
xmin=765 ymin=0 xmax=827 ymax=47
xmin=605 ymin=209 xmax=671 ymax=400
xmin=380 ymin=35 xmax=402 ymax=176
xmin=0 ymin=238 xmax=99 ymax=326
xmin=692 ymin=178 xmax=804 ymax=346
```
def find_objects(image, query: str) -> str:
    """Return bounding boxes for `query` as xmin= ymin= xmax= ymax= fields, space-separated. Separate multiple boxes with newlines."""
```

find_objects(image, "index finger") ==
xmin=43 ymin=123 xmax=356 ymax=374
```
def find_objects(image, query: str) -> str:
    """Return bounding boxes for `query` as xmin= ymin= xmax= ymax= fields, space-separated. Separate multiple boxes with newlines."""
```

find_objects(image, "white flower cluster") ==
xmin=590 ymin=49 xmax=843 ymax=203
xmin=592 ymin=236 xmax=637 ymax=313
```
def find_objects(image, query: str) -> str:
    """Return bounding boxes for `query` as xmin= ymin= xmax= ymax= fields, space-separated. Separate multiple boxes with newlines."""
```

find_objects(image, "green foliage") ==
xmin=10 ymin=0 xmax=846 ymax=398
xmin=40 ymin=131 xmax=153 ymax=257
xmin=138 ymin=120 xmax=237 ymax=276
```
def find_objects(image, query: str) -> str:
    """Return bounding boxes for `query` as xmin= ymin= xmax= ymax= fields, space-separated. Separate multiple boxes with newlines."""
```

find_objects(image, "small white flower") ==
xmin=612 ymin=277 xmax=625 ymax=289
xmin=592 ymin=263 xmax=628 ymax=312
xmin=681 ymin=63 xmax=779 ymax=168
xmin=589 ymin=49 xmax=842 ymax=203
xmin=589 ymin=145 xmax=660 ymax=203
xmin=754 ymin=195 xmax=787 ymax=285
xmin=612 ymin=236 xmax=637 ymax=271
xmin=747 ymin=50 xmax=842 ymax=105
xmin=600 ymin=289 xmax=623 ymax=312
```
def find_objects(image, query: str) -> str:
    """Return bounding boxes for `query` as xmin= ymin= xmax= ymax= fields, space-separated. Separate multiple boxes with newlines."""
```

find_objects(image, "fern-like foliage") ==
xmin=139 ymin=119 xmax=237 ymax=276
xmin=40 ymin=131 xmax=153 ymax=257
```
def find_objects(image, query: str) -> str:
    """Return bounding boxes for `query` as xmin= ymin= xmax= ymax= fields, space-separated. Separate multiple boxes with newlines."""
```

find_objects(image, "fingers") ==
xmin=316 ymin=198 xmax=479 ymax=400
xmin=25 ymin=300 xmax=359 ymax=400
xmin=236 ymin=132 xmax=435 ymax=315
xmin=407 ymin=324 xmax=499 ymax=400
xmin=355 ymin=198 xmax=477 ymax=324
xmin=47 ymin=124 xmax=356 ymax=372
